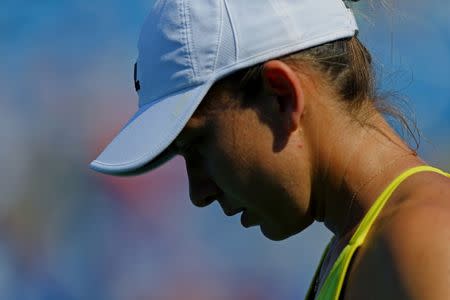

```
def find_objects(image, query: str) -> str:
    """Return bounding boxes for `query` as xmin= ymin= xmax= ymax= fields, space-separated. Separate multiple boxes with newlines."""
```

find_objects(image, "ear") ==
xmin=262 ymin=60 xmax=305 ymax=132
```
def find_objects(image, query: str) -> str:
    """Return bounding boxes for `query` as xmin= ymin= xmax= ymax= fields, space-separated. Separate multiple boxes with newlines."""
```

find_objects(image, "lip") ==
xmin=240 ymin=209 xmax=258 ymax=228
xmin=224 ymin=207 xmax=245 ymax=217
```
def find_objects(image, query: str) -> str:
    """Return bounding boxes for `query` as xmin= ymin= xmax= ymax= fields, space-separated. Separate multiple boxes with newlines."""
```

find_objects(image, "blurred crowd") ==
xmin=0 ymin=1 xmax=448 ymax=299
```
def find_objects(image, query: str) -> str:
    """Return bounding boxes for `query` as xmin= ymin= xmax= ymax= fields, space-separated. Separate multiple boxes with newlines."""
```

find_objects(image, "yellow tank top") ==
xmin=305 ymin=165 xmax=450 ymax=300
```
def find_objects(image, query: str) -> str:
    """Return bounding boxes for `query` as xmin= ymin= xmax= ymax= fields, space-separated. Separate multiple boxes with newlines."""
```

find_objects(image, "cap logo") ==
xmin=134 ymin=63 xmax=141 ymax=92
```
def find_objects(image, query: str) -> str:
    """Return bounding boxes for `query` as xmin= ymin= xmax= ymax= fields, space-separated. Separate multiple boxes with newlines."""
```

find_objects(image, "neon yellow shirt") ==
xmin=305 ymin=165 xmax=450 ymax=300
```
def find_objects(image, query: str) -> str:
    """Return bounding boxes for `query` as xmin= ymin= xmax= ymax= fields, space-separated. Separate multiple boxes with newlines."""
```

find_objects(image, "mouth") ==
xmin=223 ymin=206 xmax=259 ymax=228
xmin=224 ymin=207 xmax=245 ymax=217
xmin=240 ymin=209 xmax=258 ymax=228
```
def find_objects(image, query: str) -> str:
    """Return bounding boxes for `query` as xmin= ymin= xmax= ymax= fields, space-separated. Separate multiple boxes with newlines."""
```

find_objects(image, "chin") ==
xmin=260 ymin=221 xmax=311 ymax=241
xmin=260 ymin=224 xmax=297 ymax=241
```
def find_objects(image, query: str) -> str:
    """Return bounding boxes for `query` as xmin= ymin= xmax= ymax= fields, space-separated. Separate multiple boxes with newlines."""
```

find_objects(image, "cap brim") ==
xmin=90 ymin=82 xmax=213 ymax=176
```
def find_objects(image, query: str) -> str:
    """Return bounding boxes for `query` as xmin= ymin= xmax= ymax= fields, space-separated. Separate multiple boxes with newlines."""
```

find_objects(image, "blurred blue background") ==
xmin=0 ymin=1 xmax=449 ymax=299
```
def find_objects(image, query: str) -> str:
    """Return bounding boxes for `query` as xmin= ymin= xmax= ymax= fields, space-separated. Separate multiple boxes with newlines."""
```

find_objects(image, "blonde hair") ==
xmin=196 ymin=0 xmax=420 ymax=151
xmin=235 ymin=29 xmax=419 ymax=151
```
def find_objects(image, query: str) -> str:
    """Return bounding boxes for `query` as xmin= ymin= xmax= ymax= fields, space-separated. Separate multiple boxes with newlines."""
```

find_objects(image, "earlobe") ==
xmin=263 ymin=60 xmax=304 ymax=133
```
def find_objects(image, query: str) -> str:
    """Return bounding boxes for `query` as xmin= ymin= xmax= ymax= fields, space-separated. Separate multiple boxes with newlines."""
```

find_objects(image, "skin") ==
xmin=169 ymin=60 xmax=450 ymax=299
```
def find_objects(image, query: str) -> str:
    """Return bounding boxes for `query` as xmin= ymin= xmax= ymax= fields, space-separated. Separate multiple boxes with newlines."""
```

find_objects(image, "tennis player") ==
xmin=90 ymin=0 xmax=450 ymax=298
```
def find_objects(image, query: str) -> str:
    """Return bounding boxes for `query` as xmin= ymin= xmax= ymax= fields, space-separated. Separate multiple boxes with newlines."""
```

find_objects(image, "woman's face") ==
xmin=173 ymin=81 xmax=314 ymax=241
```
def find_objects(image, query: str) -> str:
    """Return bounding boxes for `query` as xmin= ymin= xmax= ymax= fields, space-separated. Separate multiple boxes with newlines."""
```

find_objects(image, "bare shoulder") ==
xmin=345 ymin=172 xmax=450 ymax=300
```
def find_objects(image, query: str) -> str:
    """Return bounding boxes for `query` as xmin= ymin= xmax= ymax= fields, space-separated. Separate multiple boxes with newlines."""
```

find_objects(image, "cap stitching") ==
xmin=339 ymin=1 xmax=359 ymax=33
xmin=223 ymin=0 xmax=239 ymax=61
xmin=139 ymin=28 xmax=356 ymax=109
xmin=183 ymin=0 xmax=198 ymax=79
xmin=178 ymin=0 xmax=196 ymax=81
xmin=214 ymin=29 xmax=357 ymax=77
xmin=212 ymin=0 xmax=224 ymax=71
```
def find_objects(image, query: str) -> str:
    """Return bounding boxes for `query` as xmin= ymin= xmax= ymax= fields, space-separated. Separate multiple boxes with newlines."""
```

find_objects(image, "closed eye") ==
xmin=177 ymin=137 xmax=202 ymax=156
xmin=173 ymin=126 xmax=208 ymax=156
xmin=180 ymin=142 xmax=195 ymax=155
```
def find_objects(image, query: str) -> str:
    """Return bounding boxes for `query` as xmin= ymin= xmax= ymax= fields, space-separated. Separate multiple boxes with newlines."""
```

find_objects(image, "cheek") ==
xmin=201 ymin=131 xmax=262 ymax=203
xmin=204 ymin=111 xmax=305 ymax=214
xmin=205 ymin=135 xmax=277 ymax=213
xmin=205 ymin=132 xmax=313 ymax=237
xmin=204 ymin=141 xmax=252 ymax=197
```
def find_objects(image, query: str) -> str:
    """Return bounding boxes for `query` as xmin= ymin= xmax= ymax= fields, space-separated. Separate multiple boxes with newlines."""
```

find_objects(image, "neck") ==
xmin=309 ymin=112 xmax=425 ymax=240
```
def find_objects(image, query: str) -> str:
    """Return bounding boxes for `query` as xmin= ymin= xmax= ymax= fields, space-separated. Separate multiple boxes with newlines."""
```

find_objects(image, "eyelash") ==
xmin=181 ymin=143 xmax=195 ymax=154
xmin=181 ymin=136 xmax=206 ymax=157
xmin=178 ymin=138 xmax=198 ymax=155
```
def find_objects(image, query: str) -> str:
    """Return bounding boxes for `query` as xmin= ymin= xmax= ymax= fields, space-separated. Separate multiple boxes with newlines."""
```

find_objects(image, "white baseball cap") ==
xmin=90 ymin=0 xmax=358 ymax=175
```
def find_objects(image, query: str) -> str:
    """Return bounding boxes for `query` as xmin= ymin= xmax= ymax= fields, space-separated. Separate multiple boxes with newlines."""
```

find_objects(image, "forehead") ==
xmin=169 ymin=115 xmax=207 ymax=148
xmin=169 ymin=77 xmax=243 ymax=148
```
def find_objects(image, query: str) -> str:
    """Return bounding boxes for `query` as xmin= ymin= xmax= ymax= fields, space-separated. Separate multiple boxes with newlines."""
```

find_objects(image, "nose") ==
xmin=185 ymin=159 xmax=222 ymax=208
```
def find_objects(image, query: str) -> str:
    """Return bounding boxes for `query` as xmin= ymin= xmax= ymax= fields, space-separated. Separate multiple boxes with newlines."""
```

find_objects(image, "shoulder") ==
xmin=345 ymin=174 xmax=450 ymax=299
